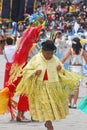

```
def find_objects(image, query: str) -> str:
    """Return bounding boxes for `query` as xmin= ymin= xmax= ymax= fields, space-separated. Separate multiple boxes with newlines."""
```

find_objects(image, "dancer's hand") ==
xmin=57 ymin=65 xmax=62 ymax=71
xmin=35 ymin=70 xmax=42 ymax=76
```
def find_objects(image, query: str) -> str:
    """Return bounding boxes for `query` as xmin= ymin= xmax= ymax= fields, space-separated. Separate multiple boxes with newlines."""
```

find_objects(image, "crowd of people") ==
xmin=0 ymin=0 xmax=87 ymax=130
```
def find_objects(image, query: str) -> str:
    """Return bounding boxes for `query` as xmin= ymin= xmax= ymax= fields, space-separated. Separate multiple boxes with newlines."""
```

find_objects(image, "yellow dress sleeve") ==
xmin=58 ymin=69 xmax=82 ymax=90
xmin=15 ymin=54 xmax=39 ymax=96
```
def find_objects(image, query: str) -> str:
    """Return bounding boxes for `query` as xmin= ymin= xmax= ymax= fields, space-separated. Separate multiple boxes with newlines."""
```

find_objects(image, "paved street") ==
xmin=0 ymin=54 xmax=87 ymax=130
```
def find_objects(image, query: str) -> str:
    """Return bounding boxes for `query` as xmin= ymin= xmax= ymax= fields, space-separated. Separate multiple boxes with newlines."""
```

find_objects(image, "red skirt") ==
xmin=18 ymin=95 xmax=29 ymax=111
xmin=4 ymin=62 xmax=29 ymax=112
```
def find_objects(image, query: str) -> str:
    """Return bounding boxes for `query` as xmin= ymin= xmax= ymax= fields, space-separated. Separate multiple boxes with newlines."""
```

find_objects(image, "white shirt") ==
xmin=3 ymin=45 xmax=17 ymax=63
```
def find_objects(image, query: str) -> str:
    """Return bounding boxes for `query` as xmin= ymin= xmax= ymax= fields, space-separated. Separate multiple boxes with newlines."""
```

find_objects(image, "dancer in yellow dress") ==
xmin=15 ymin=40 xmax=81 ymax=130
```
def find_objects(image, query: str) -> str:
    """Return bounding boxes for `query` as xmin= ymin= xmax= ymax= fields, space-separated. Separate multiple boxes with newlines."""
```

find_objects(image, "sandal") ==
xmin=16 ymin=116 xmax=30 ymax=122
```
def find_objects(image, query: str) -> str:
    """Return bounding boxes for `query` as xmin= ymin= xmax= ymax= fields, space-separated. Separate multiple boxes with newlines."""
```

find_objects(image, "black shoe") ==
xmin=68 ymin=104 xmax=72 ymax=108
xmin=31 ymin=117 xmax=39 ymax=122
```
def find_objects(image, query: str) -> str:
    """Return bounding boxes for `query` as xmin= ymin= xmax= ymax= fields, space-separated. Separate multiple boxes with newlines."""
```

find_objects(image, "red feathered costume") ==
xmin=0 ymin=25 xmax=42 ymax=119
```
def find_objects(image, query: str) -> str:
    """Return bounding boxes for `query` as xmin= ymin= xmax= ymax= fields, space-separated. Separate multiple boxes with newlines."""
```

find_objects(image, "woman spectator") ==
xmin=61 ymin=37 xmax=87 ymax=108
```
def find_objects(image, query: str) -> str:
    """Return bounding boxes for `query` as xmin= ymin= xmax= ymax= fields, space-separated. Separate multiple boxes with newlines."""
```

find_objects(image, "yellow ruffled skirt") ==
xmin=16 ymin=79 xmax=69 ymax=121
xmin=15 ymin=69 xmax=81 ymax=121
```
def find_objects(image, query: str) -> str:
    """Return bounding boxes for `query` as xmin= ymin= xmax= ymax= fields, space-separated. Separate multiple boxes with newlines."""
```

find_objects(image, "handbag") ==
xmin=78 ymin=95 xmax=87 ymax=114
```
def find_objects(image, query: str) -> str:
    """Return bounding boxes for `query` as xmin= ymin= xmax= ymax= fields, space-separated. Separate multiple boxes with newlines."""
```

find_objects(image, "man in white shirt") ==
xmin=3 ymin=37 xmax=16 ymax=87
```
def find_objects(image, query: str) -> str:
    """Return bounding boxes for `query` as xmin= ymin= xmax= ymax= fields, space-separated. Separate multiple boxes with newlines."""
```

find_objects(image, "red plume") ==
xmin=13 ymin=25 xmax=42 ymax=65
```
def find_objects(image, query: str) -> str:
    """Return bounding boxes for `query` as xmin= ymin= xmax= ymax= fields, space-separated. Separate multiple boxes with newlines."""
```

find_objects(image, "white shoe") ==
xmin=73 ymin=104 xmax=77 ymax=109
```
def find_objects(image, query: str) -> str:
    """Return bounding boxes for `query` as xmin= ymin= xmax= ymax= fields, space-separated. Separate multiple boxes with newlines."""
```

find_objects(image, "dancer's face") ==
xmin=42 ymin=50 xmax=53 ymax=60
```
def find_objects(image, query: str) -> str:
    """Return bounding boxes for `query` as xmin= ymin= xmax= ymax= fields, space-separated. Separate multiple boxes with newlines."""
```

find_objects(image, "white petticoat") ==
xmin=69 ymin=65 xmax=83 ymax=75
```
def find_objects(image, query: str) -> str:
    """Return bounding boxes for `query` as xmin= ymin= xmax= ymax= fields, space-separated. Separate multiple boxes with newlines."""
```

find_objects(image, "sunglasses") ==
xmin=0 ymin=40 xmax=5 ymax=44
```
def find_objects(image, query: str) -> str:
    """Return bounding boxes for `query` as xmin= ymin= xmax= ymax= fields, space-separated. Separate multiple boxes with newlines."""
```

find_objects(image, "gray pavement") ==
xmin=0 ymin=54 xmax=87 ymax=130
